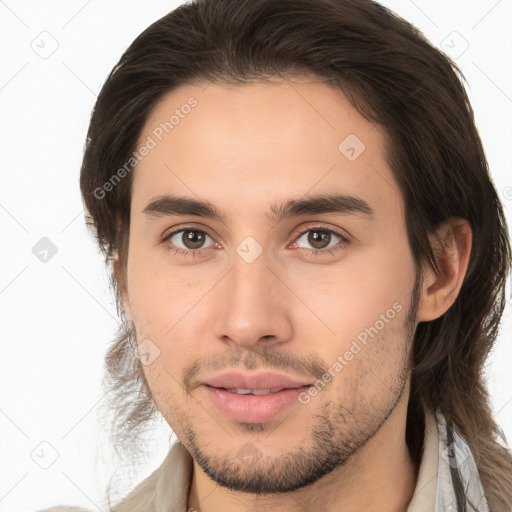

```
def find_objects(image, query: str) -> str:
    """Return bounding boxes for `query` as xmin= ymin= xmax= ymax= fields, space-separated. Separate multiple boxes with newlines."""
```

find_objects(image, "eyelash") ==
xmin=161 ymin=224 xmax=350 ymax=259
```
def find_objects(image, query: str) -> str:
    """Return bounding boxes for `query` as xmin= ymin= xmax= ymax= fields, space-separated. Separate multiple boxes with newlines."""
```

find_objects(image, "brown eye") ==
xmin=295 ymin=229 xmax=343 ymax=251
xmin=164 ymin=229 xmax=214 ymax=251
xmin=306 ymin=230 xmax=333 ymax=249
xmin=181 ymin=230 xmax=207 ymax=249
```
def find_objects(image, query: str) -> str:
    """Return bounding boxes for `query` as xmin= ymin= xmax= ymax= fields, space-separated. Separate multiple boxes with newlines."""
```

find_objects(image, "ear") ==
xmin=416 ymin=217 xmax=472 ymax=323
xmin=112 ymin=256 xmax=131 ymax=319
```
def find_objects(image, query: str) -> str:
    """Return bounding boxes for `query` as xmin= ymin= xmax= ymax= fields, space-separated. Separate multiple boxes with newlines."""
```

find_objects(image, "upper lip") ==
xmin=201 ymin=371 xmax=313 ymax=390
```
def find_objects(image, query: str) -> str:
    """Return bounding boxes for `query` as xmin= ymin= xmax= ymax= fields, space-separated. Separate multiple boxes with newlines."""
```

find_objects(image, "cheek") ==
xmin=318 ymin=315 xmax=411 ymax=414
xmin=126 ymin=254 xmax=199 ymax=337
xmin=301 ymin=252 xmax=413 ymax=348
xmin=304 ymin=259 xmax=414 ymax=401
xmin=141 ymin=362 xmax=184 ymax=424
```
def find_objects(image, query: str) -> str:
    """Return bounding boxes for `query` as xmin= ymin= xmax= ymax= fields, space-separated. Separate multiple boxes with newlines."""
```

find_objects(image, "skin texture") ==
xmin=117 ymin=77 xmax=472 ymax=512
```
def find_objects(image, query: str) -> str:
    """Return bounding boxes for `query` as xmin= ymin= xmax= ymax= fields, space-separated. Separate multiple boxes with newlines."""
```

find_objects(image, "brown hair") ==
xmin=80 ymin=0 xmax=512 ymax=509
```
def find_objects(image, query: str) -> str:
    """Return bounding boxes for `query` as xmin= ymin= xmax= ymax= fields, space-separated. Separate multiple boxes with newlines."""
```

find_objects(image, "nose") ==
xmin=212 ymin=249 xmax=293 ymax=349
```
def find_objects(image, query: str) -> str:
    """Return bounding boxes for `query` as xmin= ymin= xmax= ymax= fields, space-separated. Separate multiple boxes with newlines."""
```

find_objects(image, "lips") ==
xmin=199 ymin=371 xmax=313 ymax=423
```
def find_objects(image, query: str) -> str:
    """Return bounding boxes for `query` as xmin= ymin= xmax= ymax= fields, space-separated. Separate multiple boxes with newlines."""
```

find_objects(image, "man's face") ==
xmin=122 ymin=78 xmax=419 ymax=493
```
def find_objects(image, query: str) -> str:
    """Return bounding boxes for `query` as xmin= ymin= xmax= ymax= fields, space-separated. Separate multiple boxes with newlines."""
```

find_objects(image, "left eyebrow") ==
xmin=267 ymin=193 xmax=374 ymax=223
xmin=142 ymin=192 xmax=375 ymax=224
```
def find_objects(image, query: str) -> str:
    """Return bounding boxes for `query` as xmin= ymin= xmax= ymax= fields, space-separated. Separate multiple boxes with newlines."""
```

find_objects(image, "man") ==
xmin=41 ymin=0 xmax=512 ymax=510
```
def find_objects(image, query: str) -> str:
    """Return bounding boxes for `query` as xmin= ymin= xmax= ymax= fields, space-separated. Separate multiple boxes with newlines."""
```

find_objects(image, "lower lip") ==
xmin=202 ymin=385 xmax=310 ymax=423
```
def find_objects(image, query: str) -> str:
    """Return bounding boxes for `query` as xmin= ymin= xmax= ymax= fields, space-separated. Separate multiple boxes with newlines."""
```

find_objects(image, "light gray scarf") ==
xmin=434 ymin=409 xmax=490 ymax=511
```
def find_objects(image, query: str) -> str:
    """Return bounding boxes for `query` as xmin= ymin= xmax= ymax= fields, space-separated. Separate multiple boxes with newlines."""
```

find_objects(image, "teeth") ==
xmin=227 ymin=388 xmax=284 ymax=395
xmin=229 ymin=388 xmax=252 ymax=394
xmin=252 ymin=389 xmax=282 ymax=395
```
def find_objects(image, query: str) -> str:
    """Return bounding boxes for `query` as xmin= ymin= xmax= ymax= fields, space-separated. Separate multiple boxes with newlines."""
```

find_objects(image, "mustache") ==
xmin=182 ymin=346 xmax=328 ymax=393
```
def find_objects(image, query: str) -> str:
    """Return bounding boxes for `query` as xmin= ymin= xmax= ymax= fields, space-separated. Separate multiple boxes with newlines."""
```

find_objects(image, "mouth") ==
xmin=201 ymin=384 xmax=311 ymax=423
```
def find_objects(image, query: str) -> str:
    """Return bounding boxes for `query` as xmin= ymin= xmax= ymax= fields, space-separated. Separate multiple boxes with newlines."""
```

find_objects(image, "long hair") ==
xmin=80 ymin=0 xmax=512 ymax=508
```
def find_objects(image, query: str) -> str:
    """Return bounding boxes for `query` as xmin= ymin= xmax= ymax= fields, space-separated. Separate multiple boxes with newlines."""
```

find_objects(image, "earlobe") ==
xmin=416 ymin=218 xmax=472 ymax=323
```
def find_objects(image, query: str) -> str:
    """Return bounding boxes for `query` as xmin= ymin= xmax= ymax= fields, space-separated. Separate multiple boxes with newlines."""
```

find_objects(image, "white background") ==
xmin=0 ymin=1 xmax=511 ymax=510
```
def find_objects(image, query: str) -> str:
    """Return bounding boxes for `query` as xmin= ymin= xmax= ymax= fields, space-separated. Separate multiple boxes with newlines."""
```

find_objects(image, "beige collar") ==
xmin=406 ymin=407 xmax=439 ymax=511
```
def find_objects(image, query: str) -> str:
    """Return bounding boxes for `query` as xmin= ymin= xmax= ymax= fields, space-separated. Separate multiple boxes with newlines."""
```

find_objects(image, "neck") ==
xmin=188 ymin=397 xmax=420 ymax=512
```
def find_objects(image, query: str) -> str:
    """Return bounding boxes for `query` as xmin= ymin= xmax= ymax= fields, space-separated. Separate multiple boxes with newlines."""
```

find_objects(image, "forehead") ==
xmin=131 ymin=78 xmax=403 ymax=221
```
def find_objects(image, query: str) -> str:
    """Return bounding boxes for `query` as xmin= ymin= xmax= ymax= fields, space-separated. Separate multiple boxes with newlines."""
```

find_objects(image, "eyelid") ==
xmin=289 ymin=222 xmax=352 ymax=244
xmin=161 ymin=222 xmax=217 ymax=243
